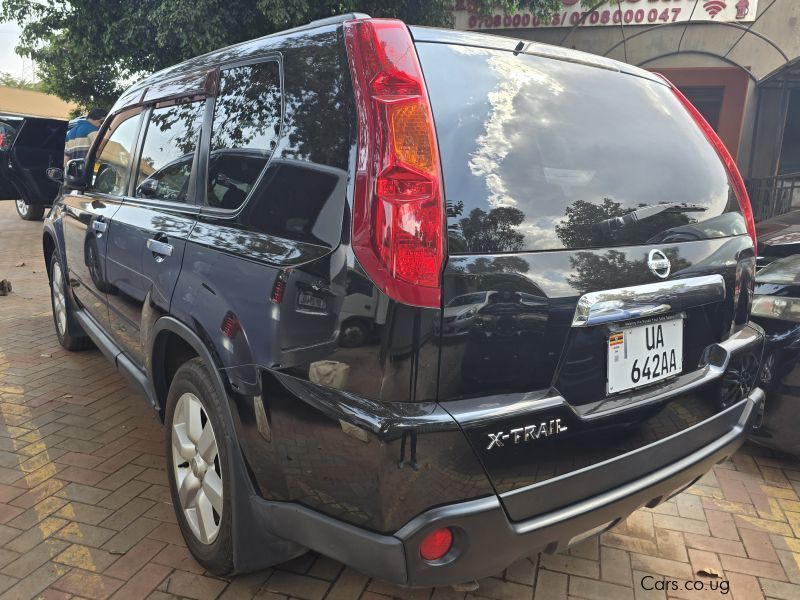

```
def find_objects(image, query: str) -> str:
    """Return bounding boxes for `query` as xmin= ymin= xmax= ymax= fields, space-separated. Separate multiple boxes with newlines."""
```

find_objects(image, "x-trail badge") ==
xmin=647 ymin=249 xmax=671 ymax=279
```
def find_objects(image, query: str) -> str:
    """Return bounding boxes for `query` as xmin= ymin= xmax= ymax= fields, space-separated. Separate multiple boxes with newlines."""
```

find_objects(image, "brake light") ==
xmin=344 ymin=18 xmax=445 ymax=308
xmin=657 ymin=74 xmax=756 ymax=248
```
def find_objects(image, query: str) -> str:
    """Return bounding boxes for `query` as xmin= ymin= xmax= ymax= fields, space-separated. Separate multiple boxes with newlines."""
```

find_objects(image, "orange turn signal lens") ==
xmin=391 ymin=102 xmax=435 ymax=174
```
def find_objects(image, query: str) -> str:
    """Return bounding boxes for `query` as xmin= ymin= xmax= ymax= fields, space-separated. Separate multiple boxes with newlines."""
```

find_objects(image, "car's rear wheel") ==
xmin=15 ymin=198 xmax=45 ymax=221
xmin=49 ymin=253 xmax=93 ymax=351
xmin=339 ymin=319 xmax=368 ymax=347
xmin=166 ymin=358 xmax=234 ymax=575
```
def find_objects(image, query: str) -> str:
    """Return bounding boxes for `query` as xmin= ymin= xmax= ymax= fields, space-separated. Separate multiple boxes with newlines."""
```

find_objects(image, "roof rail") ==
xmin=308 ymin=13 xmax=371 ymax=28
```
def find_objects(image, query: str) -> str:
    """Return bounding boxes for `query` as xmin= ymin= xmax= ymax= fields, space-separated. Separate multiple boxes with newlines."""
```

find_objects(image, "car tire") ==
xmin=339 ymin=319 xmax=368 ymax=347
xmin=165 ymin=357 xmax=235 ymax=576
xmin=49 ymin=253 xmax=94 ymax=351
xmin=15 ymin=198 xmax=45 ymax=221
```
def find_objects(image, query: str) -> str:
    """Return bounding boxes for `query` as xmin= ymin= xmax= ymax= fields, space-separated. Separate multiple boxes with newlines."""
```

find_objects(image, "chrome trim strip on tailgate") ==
xmin=572 ymin=274 xmax=726 ymax=327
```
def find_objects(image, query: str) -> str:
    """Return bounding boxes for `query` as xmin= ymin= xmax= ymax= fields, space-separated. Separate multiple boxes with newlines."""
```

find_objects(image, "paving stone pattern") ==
xmin=1 ymin=202 xmax=800 ymax=599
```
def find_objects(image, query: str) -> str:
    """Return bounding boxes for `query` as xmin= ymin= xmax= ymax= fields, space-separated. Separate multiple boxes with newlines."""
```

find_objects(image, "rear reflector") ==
xmin=419 ymin=527 xmax=453 ymax=561
xmin=220 ymin=311 xmax=241 ymax=338
xmin=344 ymin=18 xmax=445 ymax=308
xmin=657 ymin=74 xmax=757 ymax=248
xmin=270 ymin=270 xmax=289 ymax=304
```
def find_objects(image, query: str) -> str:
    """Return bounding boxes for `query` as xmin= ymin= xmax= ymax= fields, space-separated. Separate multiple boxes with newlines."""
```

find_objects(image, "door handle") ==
xmin=147 ymin=238 xmax=173 ymax=258
xmin=92 ymin=220 xmax=108 ymax=233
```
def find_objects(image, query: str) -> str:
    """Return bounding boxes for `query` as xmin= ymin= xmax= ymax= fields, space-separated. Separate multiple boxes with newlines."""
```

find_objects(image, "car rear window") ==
xmin=416 ymin=43 xmax=744 ymax=254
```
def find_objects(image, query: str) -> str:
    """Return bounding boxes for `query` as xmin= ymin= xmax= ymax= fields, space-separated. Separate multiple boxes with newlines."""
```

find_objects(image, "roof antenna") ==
xmin=513 ymin=40 xmax=525 ymax=55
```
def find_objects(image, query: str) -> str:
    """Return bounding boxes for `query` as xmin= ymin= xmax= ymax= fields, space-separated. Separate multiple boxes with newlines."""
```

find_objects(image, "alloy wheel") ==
xmin=15 ymin=199 xmax=28 ymax=218
xmin=172 ymin=392 xmax=224 ymax=544
xmin=51 ymin=265 xmax=67 ymax=337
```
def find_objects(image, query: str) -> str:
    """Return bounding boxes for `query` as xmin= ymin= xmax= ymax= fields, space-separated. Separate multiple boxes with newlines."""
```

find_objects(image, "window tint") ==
xmin=240 ymin=161 xmax=343 ymax=246
xmin=91 ymin=112 xmax=140 ymax=196
xmin=135 ymin=101 xmax=204 ymax=203
xmin=206 ymin=61 xmax=281 ymax=210
xmin=417 ymin=43 xmax=742 ymax=253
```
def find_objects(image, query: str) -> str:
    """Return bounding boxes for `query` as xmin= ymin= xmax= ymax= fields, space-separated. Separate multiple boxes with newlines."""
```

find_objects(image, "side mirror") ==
xmin=65 ymin=159 xmax=87 ymax=189
xmin=137 ymin=178 xmax=158 ymax=197
xmin=46 ymin=167 xmax=64 ymax=183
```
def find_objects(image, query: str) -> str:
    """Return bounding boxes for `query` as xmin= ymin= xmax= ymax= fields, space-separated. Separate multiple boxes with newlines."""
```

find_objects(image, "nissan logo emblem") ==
xmin=647 ymin=249 xmax=671 ymax=279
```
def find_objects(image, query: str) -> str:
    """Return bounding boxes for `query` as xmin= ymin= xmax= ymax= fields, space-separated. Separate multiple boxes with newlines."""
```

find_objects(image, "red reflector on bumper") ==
xmin=419 ymin=527 xmax=453 ymax=561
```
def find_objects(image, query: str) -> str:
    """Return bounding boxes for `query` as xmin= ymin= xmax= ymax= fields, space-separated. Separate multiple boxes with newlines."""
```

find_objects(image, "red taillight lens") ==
xmin=657 ymin=74 xmax=756 ymax=248
xmin=344 ymin=18 xmax=444 ymax=308
xmin=419 ymin=527 xmax=453 ymax=561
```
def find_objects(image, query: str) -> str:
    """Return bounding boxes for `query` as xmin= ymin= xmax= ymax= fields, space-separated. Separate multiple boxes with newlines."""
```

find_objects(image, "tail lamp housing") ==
xmin=657 ymin=74 xmax=757 ymax=248
xmin=344 ymin=18 xmax=445 ymax=308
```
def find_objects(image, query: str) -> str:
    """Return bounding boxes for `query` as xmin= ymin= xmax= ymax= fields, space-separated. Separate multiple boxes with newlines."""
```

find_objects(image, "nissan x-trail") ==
xmin=38 ymin=14 xmax=765 ymax=587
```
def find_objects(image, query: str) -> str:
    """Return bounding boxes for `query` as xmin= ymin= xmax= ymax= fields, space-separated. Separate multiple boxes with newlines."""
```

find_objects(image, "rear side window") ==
xmin=416 ymin=43 xmax=743 ymax=254
xmin=134 ymin=101 xmax=204 ymax=203
xmin=206 ymin=61 xmax=282 ymax=210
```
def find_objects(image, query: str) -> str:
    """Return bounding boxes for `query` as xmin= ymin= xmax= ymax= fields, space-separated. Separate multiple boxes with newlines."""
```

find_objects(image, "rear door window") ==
xmin=134 ymin=101 xmax=204 ymax=203
xmin=416 ymin=43 xmax=744 ymax=254
xmin=206 ymin=60 xmax=282 ymax=210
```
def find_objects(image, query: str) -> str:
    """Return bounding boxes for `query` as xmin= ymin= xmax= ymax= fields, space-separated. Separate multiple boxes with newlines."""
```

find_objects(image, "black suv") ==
xmin=0 ymin=115 xmax=66 ymax=220
xmin=40 ymin=15 xmax=765 ymax=587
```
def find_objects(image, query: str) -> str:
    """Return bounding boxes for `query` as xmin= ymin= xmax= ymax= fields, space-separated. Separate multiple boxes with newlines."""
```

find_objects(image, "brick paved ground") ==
xmin=1 ymin=200 xmax=800 ymax=600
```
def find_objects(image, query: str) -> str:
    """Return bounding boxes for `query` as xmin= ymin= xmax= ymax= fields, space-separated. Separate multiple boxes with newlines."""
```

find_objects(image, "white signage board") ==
xmin=453 ymin=0 xmax=759 ymax=31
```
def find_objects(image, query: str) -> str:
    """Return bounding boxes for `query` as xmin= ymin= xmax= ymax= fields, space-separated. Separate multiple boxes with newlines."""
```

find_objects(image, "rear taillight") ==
xmin=657 ymin=74 xmax=756 ymax=248
xmin=344 ymin=18 xmax=445 ymax=308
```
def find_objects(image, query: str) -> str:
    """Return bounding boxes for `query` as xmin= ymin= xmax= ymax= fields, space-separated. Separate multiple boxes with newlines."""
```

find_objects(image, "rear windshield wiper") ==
xmin=598 ymin=203 xmax=707 ymax=235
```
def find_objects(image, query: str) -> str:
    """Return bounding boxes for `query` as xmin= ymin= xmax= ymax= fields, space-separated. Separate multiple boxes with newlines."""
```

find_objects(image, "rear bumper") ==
xmin=252 ymin=387 xmax=763 ymax=587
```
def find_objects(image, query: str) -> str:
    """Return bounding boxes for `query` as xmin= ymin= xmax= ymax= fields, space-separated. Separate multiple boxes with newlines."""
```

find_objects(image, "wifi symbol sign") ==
xmin=704 ymin=0 xmax=727 ymax=18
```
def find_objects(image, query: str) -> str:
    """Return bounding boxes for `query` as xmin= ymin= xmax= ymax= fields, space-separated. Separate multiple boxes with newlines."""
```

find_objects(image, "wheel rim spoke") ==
xmin=178 ymin=471 xmax=200 ymax=508
xmin=196 ymin=489 xmax=216 ymax=544
xmin=203 ymin=470 xmax=223 ymax=513
xmin=185 ymin=397 xmax=203 ymax=444
xmin=172 ymin=424 xmax=195 ymax=462
xmin=197 ymin=422 xmax=217 ymax=463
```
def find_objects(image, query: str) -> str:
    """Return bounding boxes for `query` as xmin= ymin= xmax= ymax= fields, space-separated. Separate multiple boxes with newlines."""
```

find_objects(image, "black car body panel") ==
xmin=40 ymin=18 xmax=765 ymax=586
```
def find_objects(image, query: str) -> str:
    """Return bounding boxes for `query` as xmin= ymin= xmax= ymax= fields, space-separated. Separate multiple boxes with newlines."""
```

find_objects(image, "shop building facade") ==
xmin=453 ymin=0 xmax=800 ymax=221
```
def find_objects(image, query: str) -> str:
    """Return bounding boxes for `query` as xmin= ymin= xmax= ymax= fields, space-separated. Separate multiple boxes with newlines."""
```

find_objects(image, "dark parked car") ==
xmin=756 ymin=209 xmax=800 ymax=270
xmin=0 ymin=115 xmax=67 ymax=220
xmin=38 ymin=15 xmax=765 ymax=587
xmin=749 ymin=253 xmax=800 ymax=456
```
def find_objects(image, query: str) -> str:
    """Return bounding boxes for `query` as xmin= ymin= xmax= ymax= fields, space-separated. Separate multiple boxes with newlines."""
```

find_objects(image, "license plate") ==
xmin=607 ymin=317 xmax=683 ymax=394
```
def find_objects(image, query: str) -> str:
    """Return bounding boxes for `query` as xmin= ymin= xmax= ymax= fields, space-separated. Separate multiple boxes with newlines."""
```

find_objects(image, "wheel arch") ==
xmin=150 ymin=316 xmax=231 ymax=422
xmin=149 ymin=315 xmax=302 ymax=571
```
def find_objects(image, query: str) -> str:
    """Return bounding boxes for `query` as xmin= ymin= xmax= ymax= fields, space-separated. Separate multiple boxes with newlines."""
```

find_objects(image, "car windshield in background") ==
xmin=447 ymin=292 xmax=488 ymax=307
xmin=757 ymin=255 xmax=800 ymax=284
xmin=417 ymin=43 xmax=744 ymax=254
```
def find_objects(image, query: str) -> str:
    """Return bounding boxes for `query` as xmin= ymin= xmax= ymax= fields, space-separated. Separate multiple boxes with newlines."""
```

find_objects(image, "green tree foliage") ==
xmin=0 ymin=71 xmax=44 ymax=91
xmin=1 ymin=1 xmax=560 ymax=110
